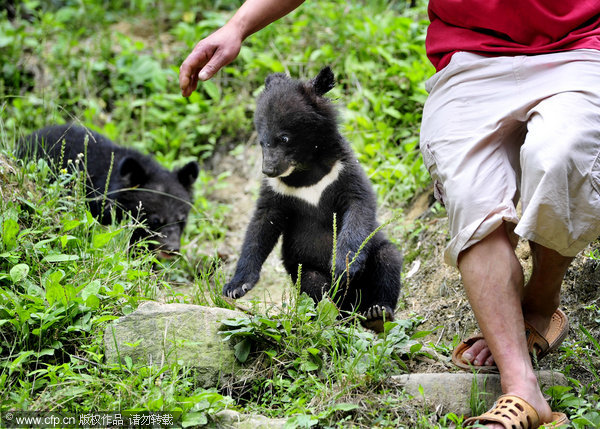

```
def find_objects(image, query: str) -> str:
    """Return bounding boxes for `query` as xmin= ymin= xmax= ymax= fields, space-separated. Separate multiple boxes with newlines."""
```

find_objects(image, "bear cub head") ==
xmin=112 ymin=156 xmax=199 ymax=256
xmin=19 ymin=124 xmax=199 ymax=258
xmin=254 ymin=66 xmax=343 ymax=181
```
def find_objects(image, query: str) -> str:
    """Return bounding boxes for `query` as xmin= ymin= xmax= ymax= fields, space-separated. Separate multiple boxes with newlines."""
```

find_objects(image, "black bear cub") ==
xmin=19 ymin=124 xmax=199 ymax=256
xmin=223 ymin=67 xmax=402 ymax=332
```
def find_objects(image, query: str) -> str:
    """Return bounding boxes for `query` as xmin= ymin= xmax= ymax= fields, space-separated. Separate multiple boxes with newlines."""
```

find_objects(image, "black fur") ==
xmin=18 ymin=124 xmax=199 ymax=255
xmin=223 ymin=67 xmax=402 ymax=331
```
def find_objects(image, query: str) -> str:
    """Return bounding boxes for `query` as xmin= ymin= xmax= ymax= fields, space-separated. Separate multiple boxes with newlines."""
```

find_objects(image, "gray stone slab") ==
xmin=213 ymin=410 xmax=287 ymax=429
xmin=104 ymin=301 xmax=245 ymax=387
xmin=391 ymin=371 xmax=567 ymax=417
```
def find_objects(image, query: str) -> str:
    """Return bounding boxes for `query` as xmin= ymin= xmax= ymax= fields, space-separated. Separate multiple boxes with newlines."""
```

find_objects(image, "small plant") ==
xmin=468 ymin=374 xmax=489 ymax=418
xmin=547 ymin=316 xmax=600 ymax=429
xmin=586 ymin=248 xmax=600 ymax=261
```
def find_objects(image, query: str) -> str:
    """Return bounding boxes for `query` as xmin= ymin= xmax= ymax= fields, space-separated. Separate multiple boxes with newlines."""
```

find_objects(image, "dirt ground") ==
xmin=202 ymin=140 xmax=600 ymax=380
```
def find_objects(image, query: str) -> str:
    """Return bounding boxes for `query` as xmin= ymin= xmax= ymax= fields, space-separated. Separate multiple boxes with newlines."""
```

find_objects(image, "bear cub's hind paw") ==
xmin=361 ymin=304 xmax=395 ymax=333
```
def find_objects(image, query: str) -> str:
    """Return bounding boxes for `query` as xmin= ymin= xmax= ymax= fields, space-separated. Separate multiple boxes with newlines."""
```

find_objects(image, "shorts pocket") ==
xmin=420 ymin=140 xmax=446 ymax=206
xmin=420 ymin=140 xmax=435 ymax=171
xmin=591 ymin=149 xmax=600 ymax=196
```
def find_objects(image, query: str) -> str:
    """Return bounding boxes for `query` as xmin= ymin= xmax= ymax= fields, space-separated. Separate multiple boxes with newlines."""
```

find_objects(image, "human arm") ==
xmin=179 ymin=0 xmax=306 ymax=97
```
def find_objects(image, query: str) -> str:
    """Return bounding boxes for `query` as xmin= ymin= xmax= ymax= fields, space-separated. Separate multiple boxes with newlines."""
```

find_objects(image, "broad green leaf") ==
xmin=10 ymin=264 xmax=29 ymax=283
xmin=93 ymin=315 xmax=119 ymax=324
xmin=233 ymin=339 xmax=251 ymax=363
xmin=81 ymin=280 xmax=101 ymax=301
xmin=202 ymin=80 xmax=220 ymax=101
xmin=2 ymin=218 xmax=19 ymax=249
xmin=124 ymin=355 xmax=133 ymax=369
xmin=62 ymin=219 xmax=82 ymax=231
xmin=85 ymin=211 xmax=95 ymax=225
xmin=284 ymin=414 xmax=318 ymax=429
xmin=410 ymin=330 xmax=433 ymax=340
xmin=85 ymin=294 xmax=100 ymax=309
xmin=44 ymin=270 xmax=66 ymax=306
xmin=9 ymin=351 xmax=34 ymax=374
xmin=44 ymin=254 xmax=79 ymax=263
xmin=92 ymin=230 xmax=120 ymax=249
xmin=331 ymin=403 xmax=359 ymax=412
xmin=300 ymin=360 xmax=319 ymax=372
xmin=409 ymin=343 xmax=423 ymax=354
xmin=317 ymin=298 xmax=339 ymax=324
xmin=182 ymin=412 xmax=208 ymax=428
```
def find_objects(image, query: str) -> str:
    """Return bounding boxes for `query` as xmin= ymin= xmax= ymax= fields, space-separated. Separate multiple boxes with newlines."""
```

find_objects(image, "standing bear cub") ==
xmin=223 ymin=67 xmax=402 ymax=332
xmin=19 ymin=124 xmax=199 ymax=256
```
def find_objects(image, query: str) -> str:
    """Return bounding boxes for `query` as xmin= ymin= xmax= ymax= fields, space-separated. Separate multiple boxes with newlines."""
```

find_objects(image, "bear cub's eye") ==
xmin=279 ymin=135 xmax=289 ymax=144
xmin=148 ymin=215 xmax=163 ymax=228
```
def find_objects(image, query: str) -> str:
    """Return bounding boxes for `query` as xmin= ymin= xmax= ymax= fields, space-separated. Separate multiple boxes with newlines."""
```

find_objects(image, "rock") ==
xmin=104 ymin=302 xmax=245 ymax=387
xmin=213 ymin=410 xmax=287 ymax=429
xmin=391 ymin=371 xmax=567 ymax=416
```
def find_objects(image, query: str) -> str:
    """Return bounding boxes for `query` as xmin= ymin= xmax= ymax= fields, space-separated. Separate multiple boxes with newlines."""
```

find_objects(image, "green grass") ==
xmin=0 ymin=151 xmax=432 ymax=427
xmin=1 ymin=0 xmax=599 ymax=427
xmin=0 ymin=151 xmax=235 ymax=423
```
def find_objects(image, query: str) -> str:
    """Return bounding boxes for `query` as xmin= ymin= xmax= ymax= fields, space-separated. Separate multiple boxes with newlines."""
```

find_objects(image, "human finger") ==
xmin=179 ymin=45 xmax=214 ymax=97
xmin=197 ymin=41 xmax=241 ymax=82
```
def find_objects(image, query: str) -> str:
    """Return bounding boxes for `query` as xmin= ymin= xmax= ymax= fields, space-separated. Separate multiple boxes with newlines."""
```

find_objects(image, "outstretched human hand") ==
xmin=179 ymin=25 xmax=243 ymax=97
xmin=179 ymin=0 xmax=305 ymax=96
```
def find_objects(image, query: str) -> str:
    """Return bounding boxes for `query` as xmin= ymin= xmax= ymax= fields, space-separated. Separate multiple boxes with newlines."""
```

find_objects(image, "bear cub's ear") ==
xmin=118 ymin=156 xmax=147 ymax=187
xmin=265 ymin=73 xmax=288 ymax=89
xmin=312 ymin=66 xmax=335 ymax=96
xmin=177 ymin=161 xmax=200 ymax=190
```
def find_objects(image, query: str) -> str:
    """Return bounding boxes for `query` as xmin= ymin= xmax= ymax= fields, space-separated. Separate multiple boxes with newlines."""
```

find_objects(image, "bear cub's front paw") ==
xmin=222 ymin=277 xmax=257 ymax=299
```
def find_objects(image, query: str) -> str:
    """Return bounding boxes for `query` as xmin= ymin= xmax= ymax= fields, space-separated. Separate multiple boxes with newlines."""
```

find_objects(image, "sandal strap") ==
xmin=464 ymin=394 xmax=540 ymax=429
xmin=525 ymin=321 xmax=550 ymax=359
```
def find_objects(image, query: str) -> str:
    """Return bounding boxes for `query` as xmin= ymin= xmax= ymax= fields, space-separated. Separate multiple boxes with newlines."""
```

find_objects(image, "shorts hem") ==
xmin=514 ymin=230 xmax=594 ymax=258
xmin=444 ymin=211 xmax=519 ymax=267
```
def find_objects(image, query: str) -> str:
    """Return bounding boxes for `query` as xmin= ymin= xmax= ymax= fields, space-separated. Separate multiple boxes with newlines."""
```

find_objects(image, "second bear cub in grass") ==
xmin=20 ymin=124 xmax=199 ymax=256
xmin=223 ymin=67 xmax=402 ymax=332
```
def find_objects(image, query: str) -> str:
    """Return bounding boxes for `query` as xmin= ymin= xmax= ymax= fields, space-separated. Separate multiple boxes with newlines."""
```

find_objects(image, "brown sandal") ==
xmin=526 ymin=308 xmax=569 ymax=362
xmin=464 ymin=394 xmax=569 ymax=428
xmin=452 ymin=309 xmax=569 ymax=372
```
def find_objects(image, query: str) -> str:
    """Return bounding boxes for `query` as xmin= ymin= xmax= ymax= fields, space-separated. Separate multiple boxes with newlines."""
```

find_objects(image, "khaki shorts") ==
xmin=420 ymin=50 xmax=600 ymax=267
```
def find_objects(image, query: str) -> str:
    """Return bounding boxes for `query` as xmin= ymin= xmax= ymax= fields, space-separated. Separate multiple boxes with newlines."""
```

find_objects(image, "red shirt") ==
xmin=426 ymin=0 xmax=600 ymax=71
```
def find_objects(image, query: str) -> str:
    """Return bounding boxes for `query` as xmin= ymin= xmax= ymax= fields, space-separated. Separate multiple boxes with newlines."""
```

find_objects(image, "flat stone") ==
xmin=213 ymin=410 xmax=286 ymax=429
xmin=104 ymin=302 xmax=245 ymax=387
xmin=391 ymin=371 xmax=567 ymax=416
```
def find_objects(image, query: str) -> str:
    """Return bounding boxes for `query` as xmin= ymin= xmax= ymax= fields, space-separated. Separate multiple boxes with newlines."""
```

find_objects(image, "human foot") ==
xmin=452 ymin=336 xmax=496 ymax=371
xmin=452 ymin=309 xmax=568 ymax=371
xmin=521 ymin=241 xmax=572 ymax=345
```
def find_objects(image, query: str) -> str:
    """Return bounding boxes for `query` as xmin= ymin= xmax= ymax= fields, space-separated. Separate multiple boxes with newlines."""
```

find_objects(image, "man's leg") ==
xmin=460 ymin=240 xmax=573 ymax=367
xmin=458 ymin=225 xmax=553 ymax=425
xmin=522 ymin=242 xmax=573 ymax=339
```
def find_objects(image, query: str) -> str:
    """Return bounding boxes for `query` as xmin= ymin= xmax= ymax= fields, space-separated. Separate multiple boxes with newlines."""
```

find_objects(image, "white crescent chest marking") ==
xmin=267 ymin=161 xmax=344 ymax=206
